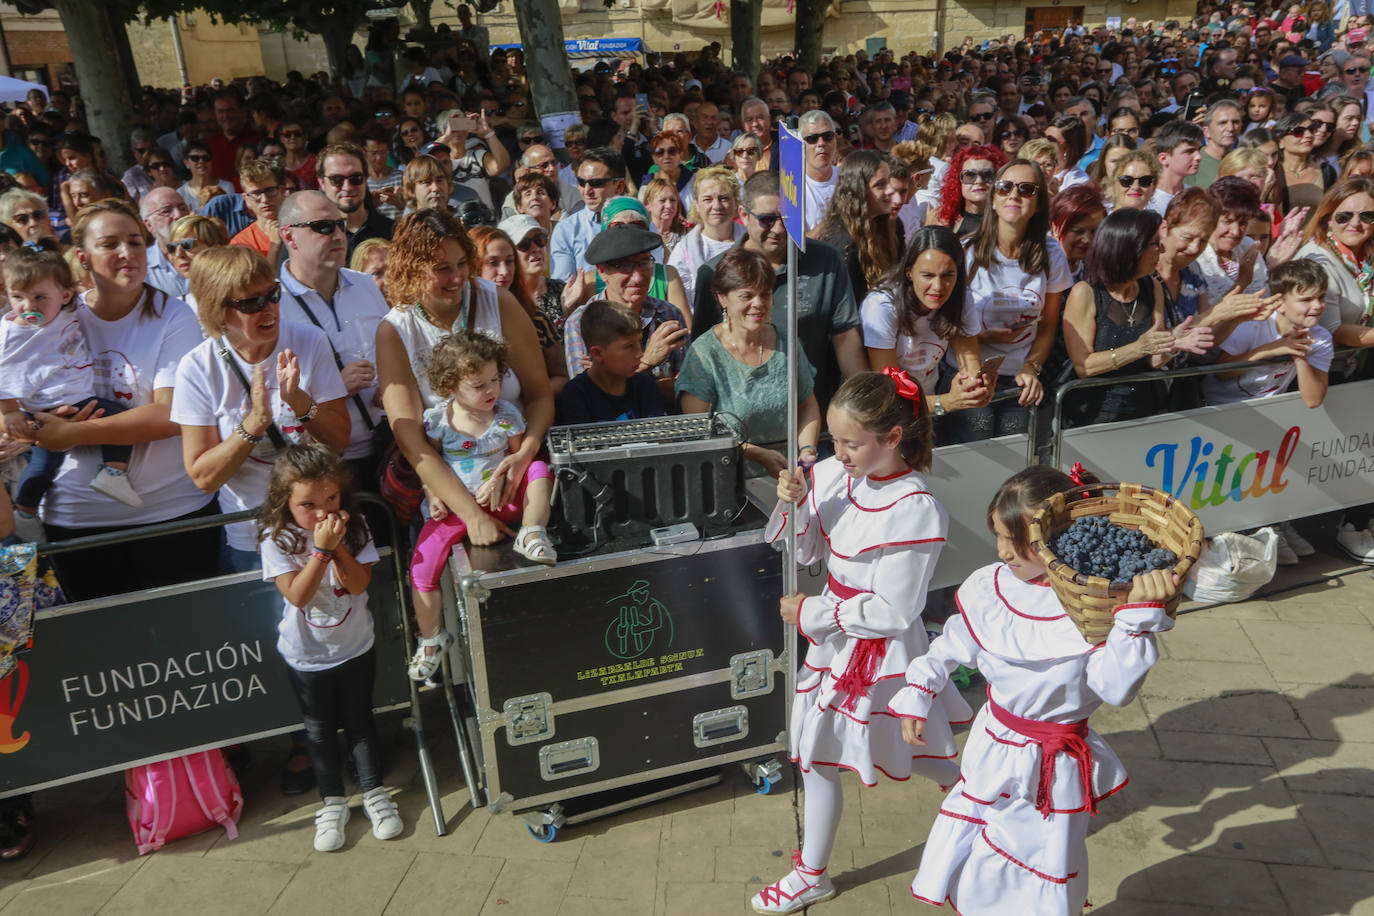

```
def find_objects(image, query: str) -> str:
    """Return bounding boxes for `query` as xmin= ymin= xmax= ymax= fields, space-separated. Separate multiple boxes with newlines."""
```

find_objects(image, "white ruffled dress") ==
xmin=766 ymin=457 xmax=972 ymax=788
xmin=887 ymin=562 xmax=1173 ymax=915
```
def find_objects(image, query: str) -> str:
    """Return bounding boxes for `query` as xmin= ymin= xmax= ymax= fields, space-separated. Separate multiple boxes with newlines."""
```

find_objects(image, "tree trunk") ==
xmin=730 ymin=0 xmax=762 ymax=75
xmin=794 ymin=0 xmax=826 ymax=73
xmin=514 ymin=0 xmax=578 ymax=148
xmin=108 ymin=5 xmax=143 ymax=107
xmin=314 ymin=17 xmax=358 ymax=80
xmin=410 ymin=0 xmax=433 ymax=32
xmin=52 ymin=0 xmax=137 ymax=174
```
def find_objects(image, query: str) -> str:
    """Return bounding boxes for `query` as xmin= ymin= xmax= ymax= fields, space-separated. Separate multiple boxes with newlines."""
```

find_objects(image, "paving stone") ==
xmin=18 ymin=807 xmax=149 ymax=886
xmin=1140 ymin=691 xmax=1309 ymax=739
xmin=1159 ymin=617 xmax=1262 ymax=662
xmin=1264 ymin=738 xmax=1374 ymax=796
xmin=1292 ymin=791 xmax=1374 ymax=871
xmin=659 ymin=879 xmax=750 ymax=916
xmin=1285 ymin=680 xmax=1374 ymax=743
xmin=266 ymin=846 xmax=415 ymax=915
xmin=1138 ymin=659 xmax=1280 ymax=702
xmin=1264 ymin=579 xmax=1374 ymax=625
xmin=823 ymin=875 xmax=893 ymax=915
xmin=1190 ymin=600 xmax=1278 ymax=621
xmin=99 ymin=855 xmax=296 ymax=916
xmin=565 ymin=814 xmax=660 ymax=902
xmin=1242 ymin=620 xmax=1374 ymax=686
xmin=712 ymin=845 xmax=794 ymax=884
xmin=0 ymin=880 xmax=118 ymax=916
xmin=1269 ymin=862 xmax=1374 ymax=915
xmin=1137 ymin=854 xmax=1286 ymax=911
xmin=471 ymin=812 xmax=585 ymax=862
xmin=1156 ymin=731 xmax=1273 ymax=766
xmin=382 ymin=852 xmax=503 ymax=915
xmin=479 ymin=859 xmax=575 ymax=916
xmin=727 ymin=802 xmax=797 ymax=849
xmin=202 ymin=797 xmax=324 ymax=865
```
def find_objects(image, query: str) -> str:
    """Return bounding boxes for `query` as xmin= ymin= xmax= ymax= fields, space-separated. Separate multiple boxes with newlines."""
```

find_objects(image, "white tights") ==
xmin=799 ymin=765 xmax=844 ymax=871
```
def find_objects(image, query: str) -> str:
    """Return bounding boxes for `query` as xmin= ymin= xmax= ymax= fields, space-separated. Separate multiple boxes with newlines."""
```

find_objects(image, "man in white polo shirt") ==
xmin=799 ymin=110 xmax=839 ymax=231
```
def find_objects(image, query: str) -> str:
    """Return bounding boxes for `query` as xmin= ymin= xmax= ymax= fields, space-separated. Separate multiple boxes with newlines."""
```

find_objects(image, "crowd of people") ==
xmin=0 ymin=0 xmax=1371 ymax=892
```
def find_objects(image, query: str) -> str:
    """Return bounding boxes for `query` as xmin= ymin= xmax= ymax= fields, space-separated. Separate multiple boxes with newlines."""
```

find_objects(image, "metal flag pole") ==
xmin=778 ymin=123 xmax=805 ymax=742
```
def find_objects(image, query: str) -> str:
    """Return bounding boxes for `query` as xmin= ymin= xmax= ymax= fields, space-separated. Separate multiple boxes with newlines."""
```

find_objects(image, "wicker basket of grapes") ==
xmin=1028 ymin=481 xmax=1204 ymax=643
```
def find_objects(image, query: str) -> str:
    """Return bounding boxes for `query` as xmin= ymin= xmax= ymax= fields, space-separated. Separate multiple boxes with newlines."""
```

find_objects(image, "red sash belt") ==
xmin=988 ymin=694 xmax=1096 ymax=819
xmin=826 ymin=573 xmax=887 ymax=712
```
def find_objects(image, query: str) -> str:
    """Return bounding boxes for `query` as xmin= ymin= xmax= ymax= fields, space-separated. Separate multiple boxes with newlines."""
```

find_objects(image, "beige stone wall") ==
xmin=127 ymin=11 xmax=266 ymax=88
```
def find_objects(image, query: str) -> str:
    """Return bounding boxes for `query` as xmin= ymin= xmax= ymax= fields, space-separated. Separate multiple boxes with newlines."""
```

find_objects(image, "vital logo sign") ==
xmin=780 ymin=170 xmax=798 ymax=209
xmin=1145 ymin=425 xmax=1300 ymax=510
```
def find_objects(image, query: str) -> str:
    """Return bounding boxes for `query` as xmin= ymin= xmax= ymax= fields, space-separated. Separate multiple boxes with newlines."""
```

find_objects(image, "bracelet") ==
xmin=1023 ymin=359 xmax=1042 ymax=376
xmin=300 ymin=397 xmax=320 ymax=422
xmin=798 ymin=444 xmax=818 ymax=454
xmin=1109 ymin=349 xmax=1121 ymax=370
xmin=311 ymin=548 xmax=334 ymax=563
xmin=234 ymin=423 xmax=262 ymax=444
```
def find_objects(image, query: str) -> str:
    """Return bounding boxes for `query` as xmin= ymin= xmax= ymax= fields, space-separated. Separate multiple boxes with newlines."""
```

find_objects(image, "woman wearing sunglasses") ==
xmin=278 ymin=119 xmax=317 ymax=191
xmin=474 ymin=221 xmax=569 ymax=397
xmin=725 ymin=132 xmax=763 ymax=191
xmin=1313 ymin=96 xmax=1364 ymax=173
xmin=929 ymin=143 xmax=1006 ymax=238
xmin=27 ymin=200 xmax=219 ymax=599
xmin=165 ymin=213 xmax=230 ymax=310
xmin=992 ymin=117 xmax=1026 ymax=160
xmin=178 ymin=140 xmax=234 ymax=214
xmin=640 ymin=130 xmax=696 ymax=215
xmin=1274 ymin=111 xmax=1335 ymax=217
xmin=1107 ymin=149 xmax=1166 ymax=212
xmin=1293 ymin=177 xmax=1374 ymax=562
xmin=942 ymin=159 xmax=1071 ymax=443
xmin=172 ymin=244 xmax=350 ymax=572
xmin=144 ymin=149 xmax=180 ymax=194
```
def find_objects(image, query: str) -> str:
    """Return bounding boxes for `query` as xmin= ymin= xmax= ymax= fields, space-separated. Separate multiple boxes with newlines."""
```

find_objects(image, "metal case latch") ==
xmin=693 ymin=706 xmax=749 ymax=747
xmin=503 ymin=693 xmax=554 ymax=746
xmin=729 ymin=650 xmax=774 ymax=699
xmin=539 ymin=737 xmax=600 ymax=780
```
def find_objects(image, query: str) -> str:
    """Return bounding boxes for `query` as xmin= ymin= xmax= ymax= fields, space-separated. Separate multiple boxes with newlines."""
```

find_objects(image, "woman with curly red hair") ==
xmin=930 ymin=144 xmax=1007 ymax=238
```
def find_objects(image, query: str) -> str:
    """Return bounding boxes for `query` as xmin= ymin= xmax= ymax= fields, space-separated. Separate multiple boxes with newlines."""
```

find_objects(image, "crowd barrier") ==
xmin=1053 ymin=356 xmax=1374 ymax=534
xmin=0 ymin=497 xmax=470 ymax=837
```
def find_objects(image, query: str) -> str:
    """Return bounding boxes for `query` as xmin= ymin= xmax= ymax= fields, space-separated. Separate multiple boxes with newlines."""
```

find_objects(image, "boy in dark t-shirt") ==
xmin=561 ymin=300 xmax=665 ymax=424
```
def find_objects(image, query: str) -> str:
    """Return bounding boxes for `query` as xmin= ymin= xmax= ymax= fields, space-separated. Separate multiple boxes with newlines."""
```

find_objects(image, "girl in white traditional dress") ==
xmin=751 ymin=369 xmax=973 ymax=915
xmin=889 ymin=465 xmax=1179 ymax=915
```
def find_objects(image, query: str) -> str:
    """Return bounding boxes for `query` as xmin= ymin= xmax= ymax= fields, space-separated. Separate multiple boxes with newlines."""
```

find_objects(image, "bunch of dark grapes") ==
xmin=1049 ymin=516 xmax=1177 ymax=585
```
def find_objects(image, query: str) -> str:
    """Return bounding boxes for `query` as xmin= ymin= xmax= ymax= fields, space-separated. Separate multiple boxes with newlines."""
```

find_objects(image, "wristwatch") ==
xmin=300 ymin=397 xmax=320 ymax=422
xmin=934 ymin=395 xmax=947 ymax=418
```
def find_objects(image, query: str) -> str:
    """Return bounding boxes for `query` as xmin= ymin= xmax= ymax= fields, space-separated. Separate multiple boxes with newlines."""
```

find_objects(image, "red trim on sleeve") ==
xmin=1113 ymin=602 xmax=1166 ymax=615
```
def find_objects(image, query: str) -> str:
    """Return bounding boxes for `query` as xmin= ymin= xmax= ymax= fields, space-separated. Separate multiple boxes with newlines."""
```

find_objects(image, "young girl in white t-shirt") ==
xmin=0 ymin=240 xmax=139 ymax=515
xmin=406 ymin=330 xmax=556 ymax=682
xmin=257 ymin=444 xmax=403 ymax=853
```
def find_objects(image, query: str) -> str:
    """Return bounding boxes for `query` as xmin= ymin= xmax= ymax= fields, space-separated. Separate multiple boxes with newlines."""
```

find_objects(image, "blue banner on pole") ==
xmin=778 ymin=124 xmax=806 ymax=253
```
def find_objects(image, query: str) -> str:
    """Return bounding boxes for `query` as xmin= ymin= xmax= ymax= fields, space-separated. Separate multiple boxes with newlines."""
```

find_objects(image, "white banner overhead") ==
xmin=1059 ymin=379 xmax=1374 ymax=533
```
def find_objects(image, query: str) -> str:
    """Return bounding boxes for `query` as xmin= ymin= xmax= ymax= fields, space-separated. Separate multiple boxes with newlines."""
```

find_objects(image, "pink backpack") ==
xmin=125 ymin=749 xmax=243 ymax=855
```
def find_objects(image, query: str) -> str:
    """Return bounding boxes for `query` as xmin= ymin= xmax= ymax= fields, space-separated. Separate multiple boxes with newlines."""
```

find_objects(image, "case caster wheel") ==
xmin=526 ymin=823 xmax=559 ymax=842
xmin=755 ymin=777 xmax=778 ymax=795
xmin=742 ymin=757 xmax=783 ymax=795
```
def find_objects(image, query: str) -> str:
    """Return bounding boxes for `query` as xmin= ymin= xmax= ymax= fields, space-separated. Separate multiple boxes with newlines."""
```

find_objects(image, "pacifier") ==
xmin=17 ymin=310 xmax=44 ymax=326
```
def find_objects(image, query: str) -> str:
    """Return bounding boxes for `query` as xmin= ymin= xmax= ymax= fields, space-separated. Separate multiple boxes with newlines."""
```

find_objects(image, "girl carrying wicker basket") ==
xmin=888 ymin=465 xmax=1181 ymax=915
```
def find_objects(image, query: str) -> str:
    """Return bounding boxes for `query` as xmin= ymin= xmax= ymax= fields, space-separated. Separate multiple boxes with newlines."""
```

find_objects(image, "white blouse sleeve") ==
xmin=1085 ymin=602 xmax=1174 ymax=706
xmin=797 ymin=542 xmax=942 ymax=643
xmin=888 ymin=612 xmax=982 ymax=719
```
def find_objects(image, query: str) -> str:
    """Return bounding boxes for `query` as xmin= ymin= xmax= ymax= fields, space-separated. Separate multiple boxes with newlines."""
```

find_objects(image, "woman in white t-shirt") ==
xmin=862 ymin=226 xmax=990 ymax=427
xmin=23 ymin=200 xmax=213 ymax=601
xmin=668 ymin=166 xmax=745 ymax=306
xmin=948 ymin=159 xmax=1073 ymax=442
xmin=171 ymin=246 xmax=350 ymax=573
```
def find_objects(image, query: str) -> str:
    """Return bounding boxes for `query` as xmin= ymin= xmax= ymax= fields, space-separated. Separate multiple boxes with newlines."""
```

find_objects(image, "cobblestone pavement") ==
xmin=3 ymin=527 xmax=1373 ymax=916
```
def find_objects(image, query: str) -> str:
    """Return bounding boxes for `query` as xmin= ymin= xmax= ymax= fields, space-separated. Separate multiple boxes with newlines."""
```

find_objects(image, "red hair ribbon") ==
xmin=1069 ymin=462 xmax=1087 ymax=486
xmin=881 ymin=366 xmax=922 ymax=415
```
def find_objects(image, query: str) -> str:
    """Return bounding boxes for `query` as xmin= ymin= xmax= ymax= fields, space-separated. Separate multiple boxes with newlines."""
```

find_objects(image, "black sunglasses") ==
xmin=1332 ymin=209 xmax=1374 ymax=225
xmin=227 ymin=282 xmax=281 ymax=314
xmin=516 ymin=233 xmax=548 ymax=251
xmin=748 ymin=209 xmax=782 ymax=229
xmin=186 ymin=154 xmax=212 ymax=163
xmin=970 ymin=111 xmax=995 ymax=121
xmin=1118 ymin=174 xmax=1157 ymax=188
xmin=802 ymin=130 xmax=836 ymax=144
xmin=994 ymin=179 xmax=1039 ymax=196
xmin=577 ymin=176 xmax=616 ymax=188
xmin=1286 ymin=125 xmax=1313 ymax=138
xmin=960 ymin=168 xmax=995 ymax=184
xmin=1346 ymin=66 xmax=1371 ymax=75
xmin=324 ymin=173 xmax=366 ymax=188
xmin=519 ymin=134 xmax=544 ymax=144
xmin=164 ymin=238 xmax=197 ymax=254
xmin=287 ymin=218 xmax=348 ymax=235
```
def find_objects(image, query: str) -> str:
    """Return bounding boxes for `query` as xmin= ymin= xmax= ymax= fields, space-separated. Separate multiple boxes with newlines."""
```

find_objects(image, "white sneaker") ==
xmin=1278 ymin=521 xmax=1315 ymax=557
xmin=362 ymin=786 xmax=403 ymax=840
xmin=751 ymin=861 xmax=836 ymax=914
xmin=1274 ymin=529 xmax=1299 ymax=566
xmin=1337 ymin=523 xmax=1374 ymax=564
xmin=90 ymin=465 xmax=143 ymax=507
xmin=313 ymin=797 xmax=350 ymax=852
